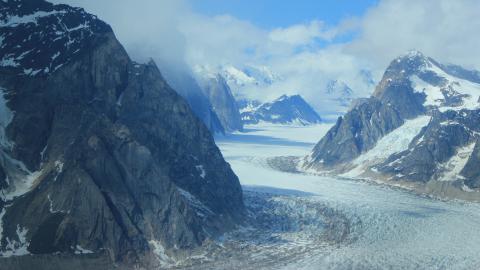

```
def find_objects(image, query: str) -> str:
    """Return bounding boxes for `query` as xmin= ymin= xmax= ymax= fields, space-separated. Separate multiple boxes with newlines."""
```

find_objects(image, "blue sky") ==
xmin=190 ymin=0 xmax=378 ymax=29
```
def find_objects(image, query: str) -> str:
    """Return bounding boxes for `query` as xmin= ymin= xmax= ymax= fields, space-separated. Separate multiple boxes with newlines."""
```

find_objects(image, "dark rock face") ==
xmin=462 ymin=139 xmax=480 ymax=188
xmin=199 ymin=74 xmax=243 ymax=132
xmin=163 ymin=70 xmax=225 ymax=134
xmin=306 ymin=97 xmax=404 ymax=168
xmin=305 ymin=51 xmax=480 ymax=192
xmin=241 ymin=95 xmax=322 ymax=125
xmin=375 ymin=110 xmax=480 ymax=183
xmin=0 ymin=0 xmax=244 ymax=267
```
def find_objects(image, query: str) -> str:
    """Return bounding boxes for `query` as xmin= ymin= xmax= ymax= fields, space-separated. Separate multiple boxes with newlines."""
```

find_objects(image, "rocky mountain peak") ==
xmin=326 ymin=80 xmax=353 ymax=96
xmin=304 ymin=50 xmax=480 ymax=196
xmin=240 ymin=94 xmax=321 ymax=125
xmin=197 ymin=72 xmax=243 ymax=132
xmin=0 ymin=0 xmax=244 ymax=267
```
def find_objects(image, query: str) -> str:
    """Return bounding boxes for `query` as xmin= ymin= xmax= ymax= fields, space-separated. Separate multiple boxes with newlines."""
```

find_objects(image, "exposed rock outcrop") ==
xmin=198 ymin=74 xmax=243 ymax=132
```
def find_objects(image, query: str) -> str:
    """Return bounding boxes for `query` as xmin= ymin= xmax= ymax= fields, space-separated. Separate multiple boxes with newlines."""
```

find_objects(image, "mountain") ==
xmin=197 ymin=74 xmax=243 ymax=132
xmin=161 ymin=69 xmax=225 ymax=134
xmin=302 ymin=51 xmax=480 ymax=196
xmin=324 ymin=80 xmax=354 ymax=108
xmin=0 ymin=1 xmax=244 ymax=269
xmin=240 ymin=95 xmax=322 ymax=125
xmin=221 ymin=65 xmax=281 ymax=99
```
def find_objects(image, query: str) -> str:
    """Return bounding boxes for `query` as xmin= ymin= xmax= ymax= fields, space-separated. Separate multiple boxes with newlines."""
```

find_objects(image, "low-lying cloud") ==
xmin=51 ymin=0 xmax=480 ymax=114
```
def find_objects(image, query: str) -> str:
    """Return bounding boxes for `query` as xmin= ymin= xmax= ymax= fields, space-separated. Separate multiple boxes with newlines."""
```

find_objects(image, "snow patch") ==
xmin=53 ymin=160 xmax=64 ymax=182
xmin=411 ymin=62 xmax=480 ymax=111
xmin=411 ymin=76 xmax=445 ymax=107
xmin=149 ymin=239 xmax=175 ymax=267
xmin=73 ymin=245 xmax=94 ymax=255
xmin=239 ymin=102 xmax=261 ymax=114
xmin=0 ymin=149 xmax=44 ymax=202
xmin=51 ymin=52 xmax=60 ymax=61
xmin=436 ymin=143 xmax=476 ymax=182
xmin=0 ymin=55 xmax=20 ymax=68
xmin=195 ymin=165 xmax=206 ymax=179
xmin=47 ymin=194 xmax=59 ymax=214
xmin=1 ymin=225 xmax=30 ymax=257
xmin=0 ymin=11 xmax=66 ymax=27
xmin=343 ymin=116 xmax=431 ymax=177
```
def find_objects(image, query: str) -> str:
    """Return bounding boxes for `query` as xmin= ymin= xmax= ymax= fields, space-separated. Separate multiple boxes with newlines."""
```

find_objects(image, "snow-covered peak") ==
xmin=221 ymin=64 xmax=281 ymax=98
xmin=376 ymin=51 xmax=480 ymax=113
xmin=322 ymin=79 xmax=355 ymax=109
xmin=241 ymin=65 xmax=281 ymax=85
xmin=403 ymin=50 xmax=425 ymax=59
xmin=240 ymin=94 xmax=321 ymax=126
xmin=192 ymin=64 xmax=219 ymax=81
xmin=0 ymin=0 xmax=111 ymax=77
xmin=325 ymin=80 xmax=353 ymax=96
xmin=388 ymin=50 xmax=431 ymax=73
xmin=223 ymin=65 xmax=257 ymax=87
xmin=410 ymin=60 xmax=480 ymax=112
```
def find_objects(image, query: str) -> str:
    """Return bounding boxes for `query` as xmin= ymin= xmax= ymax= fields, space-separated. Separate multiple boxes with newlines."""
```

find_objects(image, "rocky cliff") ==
xmin=198 ymin=74 xmax=243 ymax=132
xmin=0 ymin=0 xmax=244 ymax=268
xmin=162 ymin=68 xmax=225 ymax=134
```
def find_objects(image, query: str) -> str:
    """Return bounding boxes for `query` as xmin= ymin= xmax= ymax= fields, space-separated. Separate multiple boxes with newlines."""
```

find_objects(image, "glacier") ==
xmin=203 ymin=123 xmax=480 ymax=270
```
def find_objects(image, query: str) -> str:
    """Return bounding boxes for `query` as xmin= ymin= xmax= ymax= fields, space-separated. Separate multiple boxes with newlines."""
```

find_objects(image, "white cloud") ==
xmin=347 ymin=0 xmax=480 ymax=71
xmin=50 ymin=0 xmax=190 ymax=70
xmin=49 ymin=0 xmax=480 ymax=116
xmin=179 ymin=14 xmax=268 ymax=67
xmin=269 ymin=20 xmax=332 ymax=45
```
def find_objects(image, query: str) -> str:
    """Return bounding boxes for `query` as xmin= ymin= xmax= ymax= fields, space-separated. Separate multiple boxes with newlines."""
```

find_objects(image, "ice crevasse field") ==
xmin=214 ymin=123 xmax=480 ymax=270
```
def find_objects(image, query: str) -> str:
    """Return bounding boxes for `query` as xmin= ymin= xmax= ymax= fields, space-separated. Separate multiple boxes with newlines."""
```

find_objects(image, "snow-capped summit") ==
xmin=374 ymin=50 xmax=480 ymax=114
xmin=324 ymin=80 xmax=354 ymax=108
xmin=223 ymin=65 xmax=257 ymax=87
xmin=303 ymin=51 xmax=480 ymax=197
xmin=240 ymin=94 xmax=321 ymax=125
xmin=241 ymin=65 xmax=281 ymax=85
xmin=220 ymin=64 xmax=282 ymax=99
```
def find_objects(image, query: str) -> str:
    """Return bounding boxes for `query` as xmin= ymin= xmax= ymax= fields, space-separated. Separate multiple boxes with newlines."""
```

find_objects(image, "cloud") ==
xmin=179 ymin=14 xmax=268 ymax=67
xmin=50 ymin=0 xmax=190 ymax=71
xmin=268 ymin=20 xmax=332 ymax=45
xmin=347 ymin=0 xmax=480 ymax=70
xmin=49 ymin=0 xmax=480 ymax=116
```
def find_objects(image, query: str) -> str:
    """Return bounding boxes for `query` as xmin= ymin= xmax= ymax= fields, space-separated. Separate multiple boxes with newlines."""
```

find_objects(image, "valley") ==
xmin=199 ymin=124 xmax=480 ymax=270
